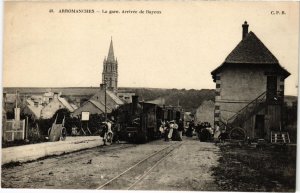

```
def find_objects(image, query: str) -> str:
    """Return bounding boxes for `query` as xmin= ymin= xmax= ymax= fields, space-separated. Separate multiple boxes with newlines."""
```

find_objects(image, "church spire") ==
xmin=107 ymin=38 xmax=115 ymax=62
xmin=102 ymin=37 xmax=118 ymax=94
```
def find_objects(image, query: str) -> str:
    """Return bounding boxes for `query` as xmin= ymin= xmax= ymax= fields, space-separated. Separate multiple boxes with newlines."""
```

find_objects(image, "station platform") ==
xmin=2 ymin=136 xmax=103 ymax=165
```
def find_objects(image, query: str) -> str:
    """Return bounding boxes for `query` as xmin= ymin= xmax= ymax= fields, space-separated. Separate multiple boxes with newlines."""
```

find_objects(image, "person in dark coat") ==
xmin=171 ymin=120 xmax=181 ymax=141
xmin=178 ymin=119 xmax=184 ymax=141
xmin=186 ymin=120 xmax=195 ymax=137
xmin=164 ymin=120 xmax=170 ymax=141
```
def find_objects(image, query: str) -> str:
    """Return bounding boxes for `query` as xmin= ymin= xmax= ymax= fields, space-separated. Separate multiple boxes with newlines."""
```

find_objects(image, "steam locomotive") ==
xmin=115 ymin=96 xmax=184 ymax=143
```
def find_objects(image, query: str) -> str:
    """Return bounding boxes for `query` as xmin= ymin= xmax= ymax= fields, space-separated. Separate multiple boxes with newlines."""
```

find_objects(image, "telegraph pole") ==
xmin=104 ymin=83 xmax=107 ymax=121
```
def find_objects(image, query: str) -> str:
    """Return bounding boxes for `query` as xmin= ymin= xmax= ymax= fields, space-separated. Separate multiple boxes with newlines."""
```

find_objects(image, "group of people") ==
xmin=196 ymin=122 xmax=228 ymax=142
xmin=195 ymin=122 xmax=215 ymax=141
xmin=159 ymin=119 xmax=184 ymax=141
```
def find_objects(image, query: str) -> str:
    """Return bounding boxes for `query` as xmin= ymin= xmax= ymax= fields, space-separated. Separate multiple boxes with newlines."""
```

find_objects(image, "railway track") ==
xmin=2 ymin=143 xmax=136 ymax=178
xmin=97 ymin=141 xmax=183 ymax=190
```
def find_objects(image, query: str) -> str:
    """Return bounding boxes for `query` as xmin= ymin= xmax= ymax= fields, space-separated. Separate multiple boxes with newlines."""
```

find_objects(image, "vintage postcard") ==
xmin=1 ymin=1 xmax=299 ymax=192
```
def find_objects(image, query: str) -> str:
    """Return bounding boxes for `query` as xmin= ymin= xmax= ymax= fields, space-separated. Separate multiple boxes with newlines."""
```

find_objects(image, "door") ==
xmin=255 ymin=115 xmax=265 ymax=138
xmin=266 ymin=76 xmax=277 ymax=103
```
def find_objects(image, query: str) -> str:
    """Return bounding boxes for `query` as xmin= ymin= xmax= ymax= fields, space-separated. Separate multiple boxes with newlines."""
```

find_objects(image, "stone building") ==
xmin=211 ymin=21 xmax=290 ymax=139
xmin=72 ymin=85 xmax=124 ymax=117
xmin=40 ymin=93 xmax=76 ymax=119
xmin=195 ymin=100 xmax=214 ymax=126
xmin=102 ymin=38 xmax=118 ymax=94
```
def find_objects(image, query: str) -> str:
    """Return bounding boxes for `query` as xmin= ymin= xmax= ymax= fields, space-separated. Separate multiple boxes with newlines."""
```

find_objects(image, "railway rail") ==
xmin=97 ymin=141 xmax=183 ymax=190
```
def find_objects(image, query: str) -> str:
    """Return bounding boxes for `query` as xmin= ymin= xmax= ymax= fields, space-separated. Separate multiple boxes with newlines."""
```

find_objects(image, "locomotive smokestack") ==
xmin=132 ymin=95 xmax=139 ymax=115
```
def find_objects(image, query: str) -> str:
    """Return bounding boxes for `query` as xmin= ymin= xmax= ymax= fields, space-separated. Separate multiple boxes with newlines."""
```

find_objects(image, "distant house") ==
xmin=22 ymin=92 xmax=77 ymax=119
xmin=23 ymin=99 xmax=44 ymax=119
xmin=3 ymin=93 xmax=22 ymax=116
xmin=211 ymin=21 xmax=290 ymax=139
xmin=195 ymin=100 xmax=214 ymax=126
xmin=72 ymin=86 xmax=124 ymax=117
xmin=40 ymin=92 xmax=76 ymax=119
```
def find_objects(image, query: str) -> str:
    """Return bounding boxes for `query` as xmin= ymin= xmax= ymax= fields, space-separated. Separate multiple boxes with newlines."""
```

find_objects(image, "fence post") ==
xmin=25 ymin=116 xmax=29 ymax=140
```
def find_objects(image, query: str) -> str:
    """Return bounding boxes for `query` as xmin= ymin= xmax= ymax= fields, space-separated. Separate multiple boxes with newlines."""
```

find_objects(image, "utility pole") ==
xmin=105 ymin=83 xmax=107 ymax=121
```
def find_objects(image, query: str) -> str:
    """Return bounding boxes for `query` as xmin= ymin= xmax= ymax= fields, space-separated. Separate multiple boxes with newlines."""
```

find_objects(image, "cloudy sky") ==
xmin=3 ymin=1 xmax=299 ymax=96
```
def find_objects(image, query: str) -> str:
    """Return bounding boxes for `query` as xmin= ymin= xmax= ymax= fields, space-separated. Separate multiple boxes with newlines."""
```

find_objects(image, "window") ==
xmin=215 ymin=106 xmax=220 ymax=110
xmin=216 ymin=76 xmax=221 ymax=80
xmin=216 ymin=84 xmax=221 ymax=88
xmin=214 ymin=113 xmax=220 ymax=117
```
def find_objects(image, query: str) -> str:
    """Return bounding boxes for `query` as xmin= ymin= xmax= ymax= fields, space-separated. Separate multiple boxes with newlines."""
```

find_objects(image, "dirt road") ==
xmin=2 ymin=137 xmax=220 ymax=190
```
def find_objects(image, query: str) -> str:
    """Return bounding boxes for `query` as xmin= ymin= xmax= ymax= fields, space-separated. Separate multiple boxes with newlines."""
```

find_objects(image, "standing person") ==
xmin=206 ymin=123 xmax=214 ymax=141
xmin=213 ymin=123 xmax=221 ymax=142
xmin=187 ymin=120 xmax=195 ymax=137
xmin=178 ymin=119 xmax=184 ymax=141
xmin=164 ymin=121 xmax=170 ymax=141
xmin=172 ymin=120 xmax=181 ymax=141
xmin=159 ymin=120 xmax=166 ymax=138
xmin=168 ymin=121 xmax=174 ymax=140
xmin=112 ymin=122 xmax=120 ymax=143
xmin=102 ymin=120 xmax=113 ymax=145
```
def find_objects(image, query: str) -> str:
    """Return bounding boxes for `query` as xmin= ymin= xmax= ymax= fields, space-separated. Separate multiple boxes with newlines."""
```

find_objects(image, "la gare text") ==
xmin=57 ymin=9 xmax=162 ymax=15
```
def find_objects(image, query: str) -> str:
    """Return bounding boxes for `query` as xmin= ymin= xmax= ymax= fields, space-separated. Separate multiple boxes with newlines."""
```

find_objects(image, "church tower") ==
xmin=102 ymin=38 xmax=118 ymax=93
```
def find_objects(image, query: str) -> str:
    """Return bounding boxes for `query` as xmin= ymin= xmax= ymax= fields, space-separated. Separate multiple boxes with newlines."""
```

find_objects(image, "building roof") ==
xmin=72 ymin=89 xmax=124 ymax=116
xmin=26 ymin=104 xmax=43 ymax=119
xmin=211 ymin=31 xmax=290 ymax=81
xmin=26 ymin=99 xmax=34 ymax=106
xmin=44 ymin=92 xmax=54 ymax=97
xmin=225 ymin=32 xmax=278 ymax=64
xmin=89 ymin=99 xmax=112 ymax=113
xmin=70 ymin=104 xmax=78 ymax=110
xmin=106 ymin=90 xmax=124 ymax=105
xmin=58 ymin=97 xmax=75 ymax=112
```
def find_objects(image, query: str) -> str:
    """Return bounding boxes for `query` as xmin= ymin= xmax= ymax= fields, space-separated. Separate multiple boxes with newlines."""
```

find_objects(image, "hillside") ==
xmin=127 ymin=88 xmax=215 ymax=112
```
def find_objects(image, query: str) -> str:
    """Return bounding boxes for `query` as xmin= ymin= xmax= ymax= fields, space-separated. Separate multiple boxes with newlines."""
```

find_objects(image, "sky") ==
xmin=3 ymin=1 xmax=299 ymax=96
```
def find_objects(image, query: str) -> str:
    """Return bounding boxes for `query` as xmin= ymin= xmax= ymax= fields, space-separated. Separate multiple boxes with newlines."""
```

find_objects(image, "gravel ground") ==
xmin=2 ymin=137 xmax=221 ymax=191
xmin=132 ymin=137 xmax=221 ymax=191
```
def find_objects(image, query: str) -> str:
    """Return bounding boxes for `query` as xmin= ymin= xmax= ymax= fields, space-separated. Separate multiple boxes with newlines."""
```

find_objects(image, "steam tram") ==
xmin=116 ymin=96 xmax=183 ymax=143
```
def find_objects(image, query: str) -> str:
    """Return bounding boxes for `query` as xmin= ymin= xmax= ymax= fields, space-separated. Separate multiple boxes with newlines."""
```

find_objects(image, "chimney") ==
xmin=242 ymin=21 xmax=249 ymax=40
xmin=100 ymin=83 xmax=106 ymax=91
xmin=53 ymin=92 xmax=59 ymax=101
xmin=131 ymin=95 xmax=139 ymax=115
xmin=3 ymin=92 xmax=6 ymax=106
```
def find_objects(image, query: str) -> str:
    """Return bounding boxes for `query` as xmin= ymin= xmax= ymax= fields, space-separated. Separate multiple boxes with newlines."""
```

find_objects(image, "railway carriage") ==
xmin=116 ymin=96 xmax=184 ymax=143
